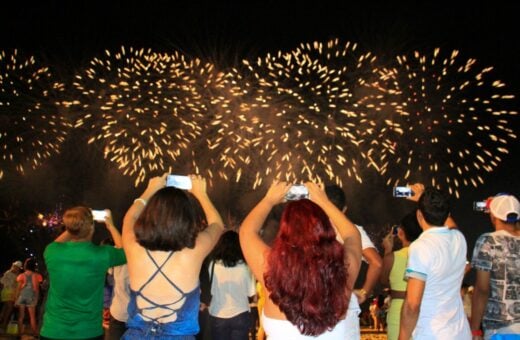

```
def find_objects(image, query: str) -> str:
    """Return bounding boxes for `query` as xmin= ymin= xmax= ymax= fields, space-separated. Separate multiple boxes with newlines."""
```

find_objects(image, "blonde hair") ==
xmin=63 ymin=206 xmax=94 ymax=239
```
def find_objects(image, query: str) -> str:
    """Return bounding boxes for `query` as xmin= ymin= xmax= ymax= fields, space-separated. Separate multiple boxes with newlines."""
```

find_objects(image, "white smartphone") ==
xmin=166 ymin=175 xmax=192 ymax=190
xmin=92 ymin=209 xmax=107 ymax=222
xmin=473 ymin=201 xmax=488 ymax=212
xmin=285 ymin=184 xmax=309 ymax=201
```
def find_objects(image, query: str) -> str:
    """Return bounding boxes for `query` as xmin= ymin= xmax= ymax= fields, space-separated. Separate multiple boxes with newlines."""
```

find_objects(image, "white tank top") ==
xmin=262 ymin=310 xmax=359 ymax=340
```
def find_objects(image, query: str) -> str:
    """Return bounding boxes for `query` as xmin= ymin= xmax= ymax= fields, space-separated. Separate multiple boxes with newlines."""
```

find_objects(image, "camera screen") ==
xmin=285 ymin=185 xmax=309 ymax=201
xmin=92 ymin=210 xmax=106 ymax=221
xmin=166 ymin=175 xmax=192 ymax=190
xmin=393 ymin=186 xmax=412 ymax=197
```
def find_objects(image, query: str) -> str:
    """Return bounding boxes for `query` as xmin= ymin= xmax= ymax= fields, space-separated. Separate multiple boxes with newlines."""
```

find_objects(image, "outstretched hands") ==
xmin=264 ymin=181 xmax=291 ymax=205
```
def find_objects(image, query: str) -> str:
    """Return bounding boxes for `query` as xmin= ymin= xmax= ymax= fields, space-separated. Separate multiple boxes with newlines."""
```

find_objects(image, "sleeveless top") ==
xmin=19 ymin=273 xmax=35 ymax=299
xmin=125 ymin=250 xmax=200 ymax=336
xmin=262 ymin=311 xmax=352 ymax=340
xmin=389 ymin=247 xmax=409 ymax=292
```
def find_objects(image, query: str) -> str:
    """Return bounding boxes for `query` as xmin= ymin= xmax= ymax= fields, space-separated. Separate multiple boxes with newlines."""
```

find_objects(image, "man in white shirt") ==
xmin=399 ymin=187 xmax=471 ymax=340
xmin=325 ymin=185 xmax=383 ymax=339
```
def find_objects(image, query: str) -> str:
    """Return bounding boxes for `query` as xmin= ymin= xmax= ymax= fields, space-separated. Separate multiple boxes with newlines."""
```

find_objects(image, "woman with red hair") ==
xmin=239 ymin=181 xmax=362 ymax=339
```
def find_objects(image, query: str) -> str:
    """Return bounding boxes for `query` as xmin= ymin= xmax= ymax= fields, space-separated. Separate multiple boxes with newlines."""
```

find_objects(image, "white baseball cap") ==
xmin=489 ymin=195 xmax=520 ymax=223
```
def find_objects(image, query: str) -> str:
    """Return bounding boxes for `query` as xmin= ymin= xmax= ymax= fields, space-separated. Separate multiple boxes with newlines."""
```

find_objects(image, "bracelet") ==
xmin=471 ymin=329 xmax=483 ymax=336
xmin=133 ymin=198 xmax=147 ymax=206
xmin=358 ymin=289 xmax=367 ymax=297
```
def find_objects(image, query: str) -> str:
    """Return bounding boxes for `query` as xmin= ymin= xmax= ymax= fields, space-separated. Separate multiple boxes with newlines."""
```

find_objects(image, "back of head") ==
xmin=324 ymin=184 xmax=346 ymax=210
xmin=418 ymin=187 xmax=450 ymax=226
xmin=134 ymin=187 xmax=205 ymax=252
xmin=261 ymin=203 xmax=285 ymax=246
xmin=212 ymin=230 xmax=244 ymax=267
xmin=265 ymin=199 xmax=348 ymax=336
xmin=63 ymin=206 xmax=94 ymax=239
xmin=400 ymin=210 xmax=422 ymax=242
xmin=489 ymin=194 xmax=520 ymax=224
xmin=24 ymin=258 xmax=36 ymax=272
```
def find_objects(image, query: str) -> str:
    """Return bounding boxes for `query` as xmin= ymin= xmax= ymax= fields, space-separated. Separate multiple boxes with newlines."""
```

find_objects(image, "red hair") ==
xmin=264 ymin=199 xmax=349 ymax=336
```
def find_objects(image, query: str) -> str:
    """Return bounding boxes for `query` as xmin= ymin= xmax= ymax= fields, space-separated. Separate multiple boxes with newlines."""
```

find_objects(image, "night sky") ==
xmin=1 ymin=1 xmax=519 ymax=274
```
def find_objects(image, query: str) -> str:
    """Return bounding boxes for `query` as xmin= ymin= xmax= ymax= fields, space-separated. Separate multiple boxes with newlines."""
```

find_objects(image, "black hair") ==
xmin=24 ymin=258 xmax=36 ymax=271
xmin=418 ymin=187 xmax=450 ymax=226
xmin=212 ymin=230 xmax=244 ymax=267
xmin=324 ymin=184 xmax=346 ymax=210
xmin=135 ymin=187 xmax=207 ymax=252
xmin=400 ymin=210 xmax=422 ymax=242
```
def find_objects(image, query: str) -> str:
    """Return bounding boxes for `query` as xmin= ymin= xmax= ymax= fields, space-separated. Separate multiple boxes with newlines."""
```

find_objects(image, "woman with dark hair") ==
xmin=40 ymin=208 xmax=126 ymax=340
xmin=15 ymin=258 xmax=43 ymax=336
xmin=239 ymin=181 xmax=362 ymax=339
xmin=122 ymin=174 xmax=224 ymax=339
xmin=380 ymin=210 xmax=423 ymax=340
xmin=208 ymin=230 xmax=256 ymax=340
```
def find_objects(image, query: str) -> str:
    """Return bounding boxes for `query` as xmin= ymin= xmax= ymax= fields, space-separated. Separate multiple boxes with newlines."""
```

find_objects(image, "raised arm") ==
xmin=190 ymin=175 xmax=225 ymax=255
xmin=122 ymin=173 xmax=167 ymax=246
xmin=306 ymin=182 xmax=362 ymax=288
xmin=104 ymin=209 xmax=122 ymax=248
xmin=239 ymin=181 xmax=289 ymax=285
xmin=379 ymin=232 xmax=395 ymax=287
xmin=54 ymin=229 xmax=73 ymax=243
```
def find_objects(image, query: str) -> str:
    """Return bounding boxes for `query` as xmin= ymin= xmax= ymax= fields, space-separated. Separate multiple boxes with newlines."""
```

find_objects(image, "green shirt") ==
xmin=41 ymin=241 xmax=126 ymax=339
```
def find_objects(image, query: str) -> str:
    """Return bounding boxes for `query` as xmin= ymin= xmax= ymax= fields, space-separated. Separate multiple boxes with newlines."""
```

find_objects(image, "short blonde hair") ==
xmin=63 ymin=206 xmax=94 ymax=239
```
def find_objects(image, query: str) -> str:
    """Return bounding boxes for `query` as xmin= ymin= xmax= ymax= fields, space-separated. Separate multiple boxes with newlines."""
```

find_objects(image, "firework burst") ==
xmin=376 ymin=48 xmax=517 ymax=197
xmin=0 ymin=50 xmax=70 ymax=178
xmin=66 ymin=47 xmax=227 ymax=186
xmin=220 ymin=39 xmax=393 ymax=187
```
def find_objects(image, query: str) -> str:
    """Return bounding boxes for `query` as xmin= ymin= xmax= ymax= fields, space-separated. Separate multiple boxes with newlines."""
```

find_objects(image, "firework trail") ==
xmin=0 ymin=50 xmax=70 ymax=179
xmin=65 ymin=47 xmax=227 ymax=186
xmin=375 ymin=48 xmax=517 ymax=197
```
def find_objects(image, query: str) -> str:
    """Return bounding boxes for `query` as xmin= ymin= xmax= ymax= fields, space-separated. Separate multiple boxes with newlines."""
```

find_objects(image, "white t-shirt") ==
xmin=109 ymin=264 xmax=130 ymax=322
xmin=347 ymin=225 xmax=376 ymax=314
xmin=208 ymin=260 xmax=256 ymax=318
xmin=405 ymin=227 xmax=471 ymax=340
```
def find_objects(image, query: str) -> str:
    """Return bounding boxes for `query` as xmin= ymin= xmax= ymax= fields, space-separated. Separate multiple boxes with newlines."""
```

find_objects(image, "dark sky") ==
xmin=1 ymin=1 xmax=519 ymax=269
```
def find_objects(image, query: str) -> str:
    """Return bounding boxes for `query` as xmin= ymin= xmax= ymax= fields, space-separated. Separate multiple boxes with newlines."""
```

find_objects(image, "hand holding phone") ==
xmin=473 ymin=200 xmax=489 ymax=212
xmin=166 ymin=175 xmax=192 ymax=190
xmin=92 ymin=209 xmax=107 ymax=222
xmin=393 ymin=186 xmax=413 ymax=198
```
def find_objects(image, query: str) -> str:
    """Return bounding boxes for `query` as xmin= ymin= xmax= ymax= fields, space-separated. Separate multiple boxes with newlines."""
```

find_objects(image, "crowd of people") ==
xmin=0 ymin=173 xmax=518 ymax=340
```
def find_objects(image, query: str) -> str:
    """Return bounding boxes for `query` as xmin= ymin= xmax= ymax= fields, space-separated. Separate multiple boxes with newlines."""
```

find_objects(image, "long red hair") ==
xmin=264 ymin=199 xmax=349 ymax=336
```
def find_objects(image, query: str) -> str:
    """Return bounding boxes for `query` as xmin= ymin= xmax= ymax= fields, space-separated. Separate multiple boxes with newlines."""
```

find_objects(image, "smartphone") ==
xmin=392 ymin=225 xmax=399 ymax=236
xmin=92 ymin=209 xmax=107 ymax=222
xmin=166 ymin=175 xmax=192 ymax=190
xmin=393 ymin=186 xmax=413 ymax=198
xmin=473 ymin=201 xmax=488 ymax=212
xmin=285 ymin=184 xmax=309 ymax=201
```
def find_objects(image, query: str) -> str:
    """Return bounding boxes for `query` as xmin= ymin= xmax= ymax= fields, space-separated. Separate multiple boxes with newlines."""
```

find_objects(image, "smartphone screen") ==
xmin=285 ymin=185 xmax=309 ymax=201
xmin=473 ymin=201 xmax=487 ymax=211
xmin=92 ymin=210 xmax=106 ymax=222
xmin=392 ymin=225 xmax=399 ymax=235
xmin=393 ymin=186 xmax=413 ymax=198
xmin=166 ymin=175 xmax=192 ymax=190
